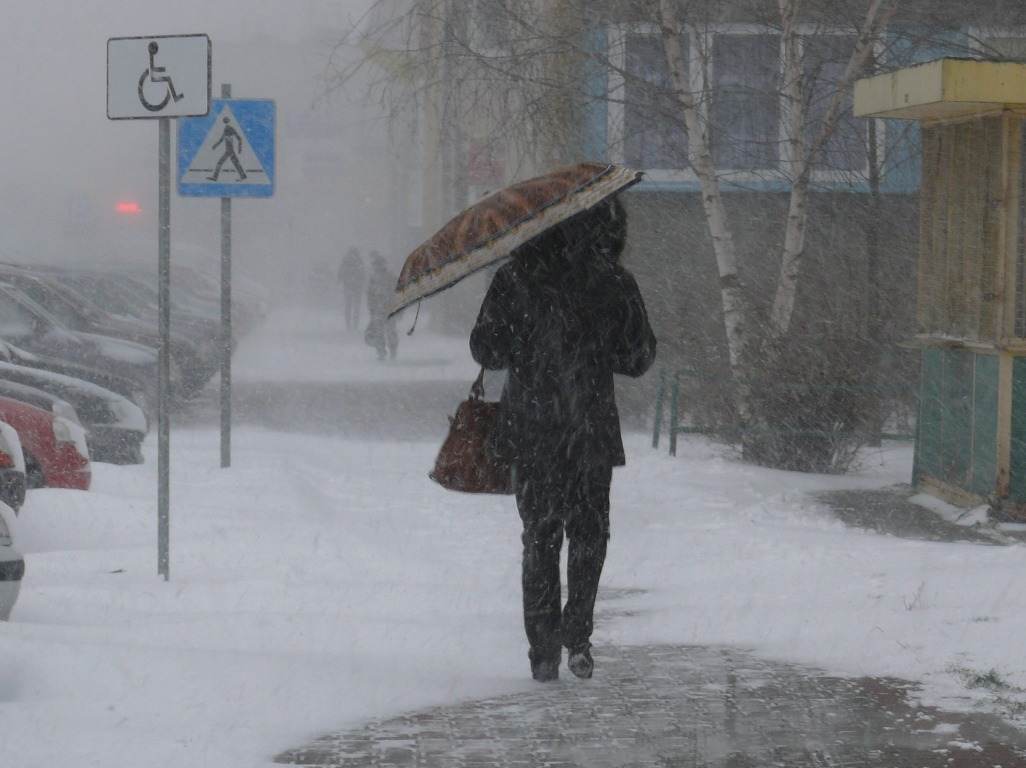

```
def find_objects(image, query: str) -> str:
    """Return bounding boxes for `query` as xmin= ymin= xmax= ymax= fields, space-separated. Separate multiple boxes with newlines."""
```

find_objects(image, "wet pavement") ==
xmin=274 ymin=643 xmax=1026 ymax=767
xmin=816 ymin=487 xmax=1026 ymax=546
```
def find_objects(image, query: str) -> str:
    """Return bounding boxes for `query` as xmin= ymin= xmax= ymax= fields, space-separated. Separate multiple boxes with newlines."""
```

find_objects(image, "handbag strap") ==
xmin=470 ymin=367 xmax=486 ymax=400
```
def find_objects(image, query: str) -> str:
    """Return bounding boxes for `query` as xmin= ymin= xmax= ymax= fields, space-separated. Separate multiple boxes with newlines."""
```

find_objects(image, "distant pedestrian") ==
xmin=338 ymin=248 xmax=366 ymax=332
xmin=365 ymin=251 xmax=399 ymax=360
xmin=470 ymin=197 xmax=656 ymax=682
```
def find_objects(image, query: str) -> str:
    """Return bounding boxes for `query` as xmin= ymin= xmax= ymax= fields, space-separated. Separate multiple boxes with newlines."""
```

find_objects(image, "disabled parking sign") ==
xmin=177 ymin=99 xmax=276 ymax=197
xmin=107 ymin=34 xmax=211 ymax=119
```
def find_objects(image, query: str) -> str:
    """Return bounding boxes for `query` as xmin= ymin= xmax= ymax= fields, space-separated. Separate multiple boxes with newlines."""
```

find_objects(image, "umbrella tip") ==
xmin=406 ymin=301 xmax=422 ymax=336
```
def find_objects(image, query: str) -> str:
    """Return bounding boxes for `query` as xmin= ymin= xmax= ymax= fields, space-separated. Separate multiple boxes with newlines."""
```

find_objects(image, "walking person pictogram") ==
xmin=137 ymin=41 xmax=185 ymax=112
xmin=207 ymin=117 xmax=248 ymax=182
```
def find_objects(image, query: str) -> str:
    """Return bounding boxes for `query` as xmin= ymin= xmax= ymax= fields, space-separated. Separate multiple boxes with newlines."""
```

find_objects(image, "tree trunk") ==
xmin=770 ymin=0 xmax=808 ymax=338
xmin=659 ymin=0 xmax=749 ymax=420
xmin=769 ymin=0 xmax=897 ymax=337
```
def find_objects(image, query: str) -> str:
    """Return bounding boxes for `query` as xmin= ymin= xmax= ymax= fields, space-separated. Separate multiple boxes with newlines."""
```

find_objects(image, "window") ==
xmin=969 ymin=28 xmax=1026 ymax=62
xmin=17 ymin=284 xmax=81 ymax=328
xmin=711 ymin=34 xmax=780 ymax=170
xmin=803 ymin=35 xmax=867 ymax=173
xmin=0 ymin=293 xmax=38 ymax=339
xmin=979 ymin=36 xmax=1026 ymax=61
xmin=609 ymin=24 xmax=876 ymax=181
xmin=623 ymin=34 xmax=688 ymax=170
xmin=472 ymin=0 xmax=512 ymax=51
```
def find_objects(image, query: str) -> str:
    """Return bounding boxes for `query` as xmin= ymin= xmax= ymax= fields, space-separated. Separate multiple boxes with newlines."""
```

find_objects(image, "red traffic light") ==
xmin=115 ymin=201 xmax=142 ymax=214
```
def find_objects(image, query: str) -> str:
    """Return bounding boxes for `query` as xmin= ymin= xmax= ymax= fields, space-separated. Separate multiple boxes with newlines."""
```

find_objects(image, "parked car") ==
xmin=43 ymin=268 xmax=220 ymax=340
xmin=0 ymin=339 xmax=150 ymax=419
xmin=0 ymin=396 xmax=90 ymax=490
xmin=121 ymin=267 xmax=267 ymax=337
xmin=0 ymin=501 xmax=23 ymax=620
xmin=0 ymin=352 xmax=145 ymax=464
xmin=0 ymin=283 xmax=157 ymax=410
xmin=0 ymin=378 xmax=80 ymax=426
xmin=0 ymin=268 xmax=216 ymax=397
xmin=0 ymin=421 xmax=26 ymax=512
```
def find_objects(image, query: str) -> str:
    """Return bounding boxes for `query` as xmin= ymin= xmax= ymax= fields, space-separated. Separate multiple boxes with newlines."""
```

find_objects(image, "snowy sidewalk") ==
xmin=275 ymin=641 xmax=1026 ymax=767
xmin=231 ymin=307 xmax=479 ymax=386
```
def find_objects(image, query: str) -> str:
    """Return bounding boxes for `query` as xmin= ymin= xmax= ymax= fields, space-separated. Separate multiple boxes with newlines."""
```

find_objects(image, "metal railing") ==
xmin=651 ymin=369 xmax=916 ymax=456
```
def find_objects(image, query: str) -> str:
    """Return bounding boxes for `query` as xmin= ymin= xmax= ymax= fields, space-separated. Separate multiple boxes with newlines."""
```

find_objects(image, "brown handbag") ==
xmin=430 ymin=368 xmax=513 ymax=494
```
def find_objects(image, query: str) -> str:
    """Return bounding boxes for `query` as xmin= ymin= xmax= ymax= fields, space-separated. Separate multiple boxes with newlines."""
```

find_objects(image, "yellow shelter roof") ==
xmin=854 ymin=58 xmax=1026 ymax=121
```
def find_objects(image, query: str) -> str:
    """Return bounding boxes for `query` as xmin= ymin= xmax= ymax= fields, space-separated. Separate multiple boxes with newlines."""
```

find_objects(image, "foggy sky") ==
xmin=0 ymin=1 xmax=385 ymax=295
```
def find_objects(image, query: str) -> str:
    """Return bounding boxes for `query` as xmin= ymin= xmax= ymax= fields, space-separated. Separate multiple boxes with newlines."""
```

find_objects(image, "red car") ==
xmin=0 ymin=396 xmax=90 ymax=490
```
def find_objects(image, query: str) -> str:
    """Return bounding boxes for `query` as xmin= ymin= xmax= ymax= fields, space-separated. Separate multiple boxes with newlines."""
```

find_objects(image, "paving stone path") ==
xmin=275 ymin=643 xmax=1026 ymax=767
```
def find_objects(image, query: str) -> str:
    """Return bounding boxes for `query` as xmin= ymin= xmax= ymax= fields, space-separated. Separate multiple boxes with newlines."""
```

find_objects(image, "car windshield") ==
xmin=0 ymin=288 xmax=42 ymax=339
xmin=0 ymin=285 xmax=69 ymax=331
xmin=57 ymin=275 xmax=150 ymax=319
xmin=7 ymin=279 xmax=88 ymax=328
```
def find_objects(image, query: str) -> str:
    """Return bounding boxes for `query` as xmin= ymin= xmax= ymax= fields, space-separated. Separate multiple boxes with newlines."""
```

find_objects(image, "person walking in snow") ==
xmin=470 ymin=197 xmax=656 ymax=682
xmin=338 ymin=247 xmax=366 ymax=331
xmin=365 ymin=251 xmax=399 ymax=360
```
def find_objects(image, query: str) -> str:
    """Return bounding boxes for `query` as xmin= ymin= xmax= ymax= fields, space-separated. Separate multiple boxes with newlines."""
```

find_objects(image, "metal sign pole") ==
xmin=108 ymin=33 xmax=210 ymax=582
xmin=158 ymin=116 xmax=172 ymax=581
xmin=220 ymin=83 xmax=232 ymax=469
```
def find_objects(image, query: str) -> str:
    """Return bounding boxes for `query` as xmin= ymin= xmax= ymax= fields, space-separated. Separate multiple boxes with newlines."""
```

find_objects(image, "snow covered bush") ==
xmin=740 ymin=333 xmax=877 ymax=473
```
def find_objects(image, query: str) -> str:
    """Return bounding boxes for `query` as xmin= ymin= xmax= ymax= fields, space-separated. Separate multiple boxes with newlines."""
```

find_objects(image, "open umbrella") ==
xmin=390 ymin=162 xmax=643 ymax=316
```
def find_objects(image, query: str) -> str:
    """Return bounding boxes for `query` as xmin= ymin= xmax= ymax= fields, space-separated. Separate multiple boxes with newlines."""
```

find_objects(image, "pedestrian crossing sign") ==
xmin=177 ymin=99 xmax=275 ymax=197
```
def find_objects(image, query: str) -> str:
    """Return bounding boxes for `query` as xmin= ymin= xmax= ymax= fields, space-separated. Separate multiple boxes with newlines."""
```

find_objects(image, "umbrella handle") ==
xmin=406 ymin=300 xmax=422 ymax=336
xmin=470 ymin=367 xmax=486 ymax=400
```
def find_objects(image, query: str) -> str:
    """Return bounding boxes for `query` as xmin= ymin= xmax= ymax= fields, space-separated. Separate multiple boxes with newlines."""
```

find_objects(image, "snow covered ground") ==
xmin=233 ymin=307 xmax=480 ymax=384
xmin=2 ymin=306 xmax=1025 ymax=767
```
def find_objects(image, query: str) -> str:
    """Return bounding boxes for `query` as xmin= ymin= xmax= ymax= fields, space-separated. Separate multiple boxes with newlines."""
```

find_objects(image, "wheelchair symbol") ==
xmin=137 ymin=41 xmax=185 ymax=112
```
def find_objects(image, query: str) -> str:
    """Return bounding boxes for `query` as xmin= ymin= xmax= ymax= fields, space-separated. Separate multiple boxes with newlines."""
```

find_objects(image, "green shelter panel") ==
xmin=916 ymin=348 xmax=944 ymax=480
xmin=970 ymin=353 xmax=999 ymax=497
xmin=1011 ymin=358 xmax=1026 ymax=501
xmin=939 ymin=349 xmax=973 ymax=487
xmin=917 ymin=348 xmax=979 ymax=493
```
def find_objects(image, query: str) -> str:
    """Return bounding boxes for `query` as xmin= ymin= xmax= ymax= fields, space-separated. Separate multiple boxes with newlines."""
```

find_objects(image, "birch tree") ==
xmin=768 ymin=0 xmax=898 ymax=336
xmin=657 ymin=0 xmax=749 ymax=416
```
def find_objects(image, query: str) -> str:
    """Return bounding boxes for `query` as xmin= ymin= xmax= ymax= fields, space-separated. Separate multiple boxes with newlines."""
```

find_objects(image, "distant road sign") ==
xmin=177 ymin=99 xmax=276 ymax=197
xmin=107 ymin=34 xmax=211 ymax=120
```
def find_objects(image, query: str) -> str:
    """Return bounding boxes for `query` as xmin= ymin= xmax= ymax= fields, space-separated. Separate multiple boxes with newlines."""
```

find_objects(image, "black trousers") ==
xmin=343 ymin=285 xmax=362 ymax=330
xmin=365 ymin=314 xmax=399 ymax=359
xmin=514 ymin=456 xmax=612 ymax=661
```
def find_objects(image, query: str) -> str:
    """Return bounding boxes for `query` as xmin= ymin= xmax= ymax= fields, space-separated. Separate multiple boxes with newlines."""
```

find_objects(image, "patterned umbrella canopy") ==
xmin=390 ymin=162 xmax=643 ymax=316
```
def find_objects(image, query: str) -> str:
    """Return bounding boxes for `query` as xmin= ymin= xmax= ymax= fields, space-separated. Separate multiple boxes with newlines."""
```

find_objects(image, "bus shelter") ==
xmin=855 ymin=58 xmax=1026 ymax=511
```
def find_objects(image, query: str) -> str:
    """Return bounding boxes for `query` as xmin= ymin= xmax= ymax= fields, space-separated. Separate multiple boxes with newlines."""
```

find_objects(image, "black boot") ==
xmin=530 ymin=648 xmax=560 ymax=682
xmin=567 ymin=645 xmax=593 ymax=679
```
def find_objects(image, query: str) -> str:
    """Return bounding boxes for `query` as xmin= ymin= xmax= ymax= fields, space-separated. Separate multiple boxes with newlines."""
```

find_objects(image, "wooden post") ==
xmin=995 ymin=115 xmax=1021 ymax=497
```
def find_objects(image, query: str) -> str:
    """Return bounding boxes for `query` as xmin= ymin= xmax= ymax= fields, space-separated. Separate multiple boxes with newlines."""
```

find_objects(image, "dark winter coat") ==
xmin=338 ymin=252 xmax=366 ymax=289
xmin=366 ymin=265 xmax=396 ymax=320
xmin=470 ymin=245 xmax=656 ymax=468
